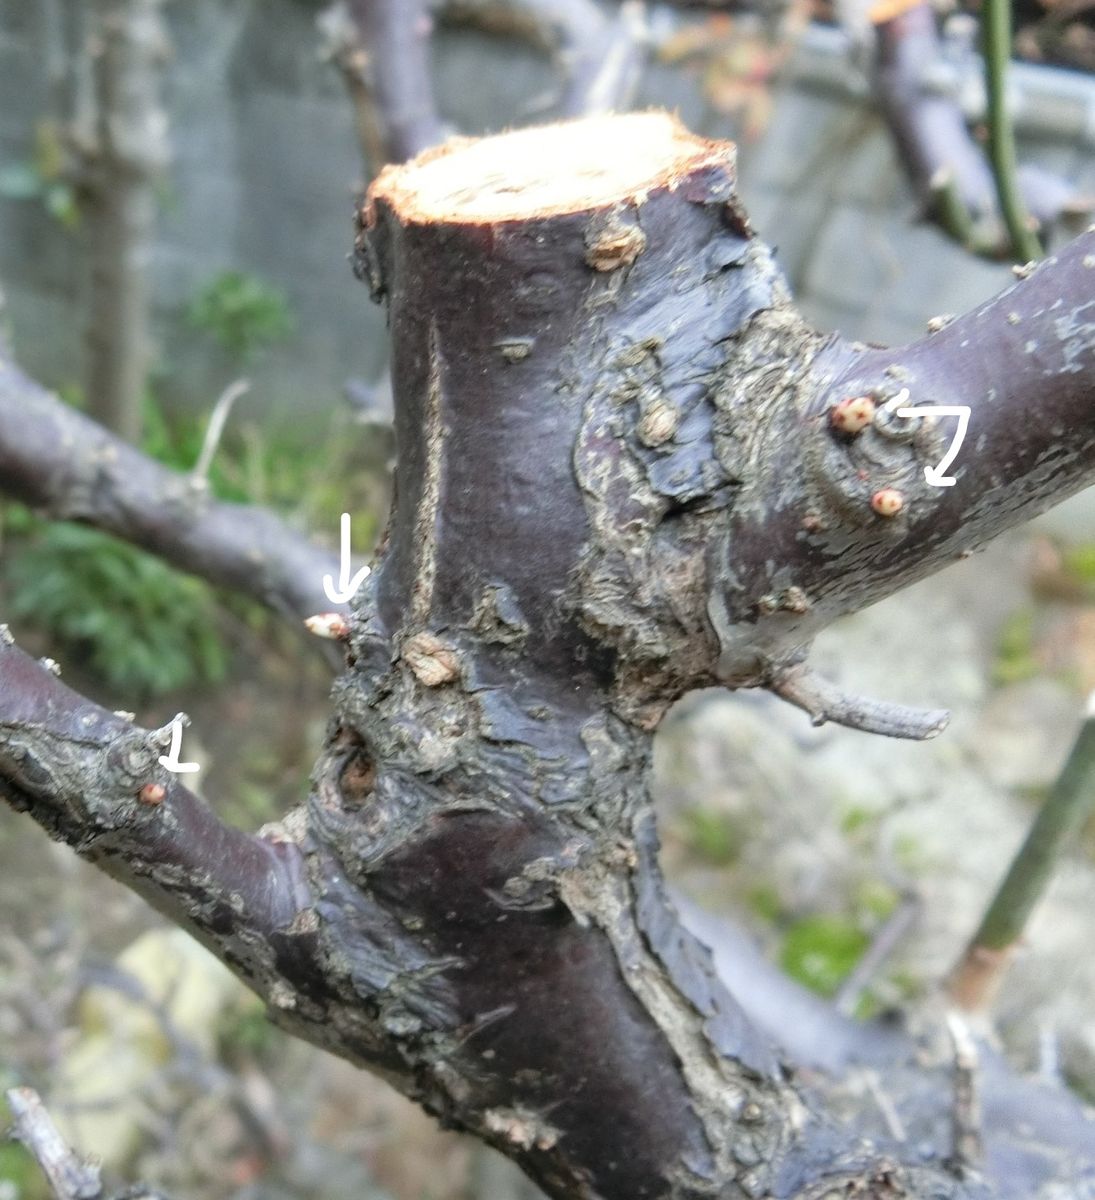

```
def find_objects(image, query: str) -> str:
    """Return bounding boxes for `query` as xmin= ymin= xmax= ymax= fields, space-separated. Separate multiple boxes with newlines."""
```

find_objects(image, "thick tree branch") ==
xmin=709 ymin=228 xmax=1095 ymax=693
xmin=0 ymin=352 xmax=345 ymax=624
xmin=0 ymin=635 xmax=312 ymax=974
xmin=6 ymin=111 xmax=1095 ymax=1200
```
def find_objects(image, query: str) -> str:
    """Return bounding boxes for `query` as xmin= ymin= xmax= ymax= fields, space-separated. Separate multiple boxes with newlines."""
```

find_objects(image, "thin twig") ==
xmin=982 ymin=0 xmax=1043 ymax=262
xmin=6 ymin=1087 xmax=103 ymax=1200
xmin=190 ymin=378 xmax=249 ymax=490
xmin=766 ymin=663 xmax=950 ymax=740
xmin=948 ymin=694 xmax=1095 ymax=1013
xmin=834 ymin=891 xmax=922 ymax=1016
xmin=945 ymin=1013 xmax=983 ymax=1177
xmin=317 ymin=3 xmax=390 ymax=173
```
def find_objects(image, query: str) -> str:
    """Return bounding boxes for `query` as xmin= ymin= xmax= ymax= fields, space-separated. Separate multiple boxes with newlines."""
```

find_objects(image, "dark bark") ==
xmin=0 ymin=351 xmax=346 ymax=624
xmin=3 ymin=112 xmax=1095 ymax=1199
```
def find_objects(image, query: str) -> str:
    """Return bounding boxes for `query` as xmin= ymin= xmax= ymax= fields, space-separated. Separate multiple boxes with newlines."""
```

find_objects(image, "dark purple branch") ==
xmin=0 ymin=352 xmax=345 ymax=625
xmin=0 ymin=637 xmax=312 ymax=955
xmin=345 ymin=0 xmax=444 ymax=163
xmin=710 ymin=229 xmax=1095 ymax=690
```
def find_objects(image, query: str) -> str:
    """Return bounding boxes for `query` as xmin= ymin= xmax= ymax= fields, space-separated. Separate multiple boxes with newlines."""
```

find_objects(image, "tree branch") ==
xmin=6 ymin=1087 xmax=169 ymax=1200
xmin=0 ymin=635 xmax=311 ymax=953
xmin=344 ymin=0 xmax=444 ymax=164
xmin=439 ymin=0 xmax=650 ymax=117
xmin=874 ymin=3 xmax=1087 ymax=254
xmin=82 ymin=0 xmax=171 ymax=441
xmin=0 ymin=351 xmax=346 ymax=625
xmin=709 ymin=228 xmax=1095 ymax=694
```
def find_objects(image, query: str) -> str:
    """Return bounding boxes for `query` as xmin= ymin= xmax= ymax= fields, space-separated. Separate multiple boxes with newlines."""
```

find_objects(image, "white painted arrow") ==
xmin=158 ymin=714 xmax=200 ymax=775
xmin=322 ymin=513 xmax=372 ymax=605
xmin=895 ymin=404 xmax=972 ymax=487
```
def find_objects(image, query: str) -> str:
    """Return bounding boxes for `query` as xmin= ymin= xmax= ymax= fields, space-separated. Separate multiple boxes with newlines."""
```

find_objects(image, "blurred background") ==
xmin=1 ymin=1 xmax=1095 ymax=1197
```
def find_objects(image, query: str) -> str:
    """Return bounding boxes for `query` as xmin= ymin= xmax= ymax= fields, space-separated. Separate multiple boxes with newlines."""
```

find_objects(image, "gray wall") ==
xmin=0 ymin=0 xmax=1092 ymax=430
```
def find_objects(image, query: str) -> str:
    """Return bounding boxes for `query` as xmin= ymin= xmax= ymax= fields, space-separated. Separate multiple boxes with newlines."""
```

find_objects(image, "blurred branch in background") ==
xmin=80 ymin=0 xmax=171 ymax=442
xmin=6 ymin=1086 xmax=169 ymax=1200
xmin=0 ymin=347 xmax=346 ymax=630
xmin=981 ymin=0 xmax=1044 ymax=261
xmin=342 ymin=0 xmax=445 ymax=165
xmin=949 ymin=695 xmax=1095 ymax=1015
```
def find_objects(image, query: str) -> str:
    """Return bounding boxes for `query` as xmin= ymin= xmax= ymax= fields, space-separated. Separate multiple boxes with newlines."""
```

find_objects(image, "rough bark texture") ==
xmin=3 ymin=113 xmax=1095 ymax=1199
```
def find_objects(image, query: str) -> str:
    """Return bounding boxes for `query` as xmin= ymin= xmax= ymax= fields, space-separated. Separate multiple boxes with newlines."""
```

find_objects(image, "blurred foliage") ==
xmin=992 ymin=608 xmax=1039 ymax=685
xmin=187 ymin=271 xmax=294 ymax=361
xmin=0 ymin=120 xmax=79 ymax=231
xmin=5 ymin=520 xmax=229 ymax=700
xmin=779 ymin=914 xmax=869 ymax=998
xmin=679 ymin=806 xmax=746 ymax=866
xmin=1062 ymin=544 xmax=1095 ymax=586
xmin=1 ymin=375 xmax=378 ymax=700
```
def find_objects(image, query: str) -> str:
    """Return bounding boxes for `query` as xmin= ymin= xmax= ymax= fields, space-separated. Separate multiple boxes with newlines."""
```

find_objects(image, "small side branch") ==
xmin=6 ymin=1088 xmax=103 ymax=1200
xmin=0 ymin=636 xmax=312 ymax=955
xmin=0 ymin=351 xmax=345 ymax=624
xmin=767 ymin=663 xmax=950 ymax=740
xmin=6 ymin=1087 xmax=169 ymax=1200
xmin=189 ymin=378 xmax=249 ymax=489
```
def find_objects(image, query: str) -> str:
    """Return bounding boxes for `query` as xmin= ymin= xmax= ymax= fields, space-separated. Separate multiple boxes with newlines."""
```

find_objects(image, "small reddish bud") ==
xmin=304 ymin=612 xmax=351 ymax=641
xmin=871 ymin=488 xmax=904 ymax=517
xmin=138 ymin=782 xmax=166 ymax=806
xmin=830 ymin=395 xmax=876 ymax=435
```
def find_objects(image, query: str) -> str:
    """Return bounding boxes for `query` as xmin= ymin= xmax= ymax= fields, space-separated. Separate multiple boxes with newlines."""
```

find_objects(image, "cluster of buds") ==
xmin=830 ymin=392 xmax=906 ymax=520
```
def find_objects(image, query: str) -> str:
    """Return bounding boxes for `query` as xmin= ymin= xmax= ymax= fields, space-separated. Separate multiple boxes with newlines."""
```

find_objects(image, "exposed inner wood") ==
xmin=368 ymin=111 xmax=736 ymax=223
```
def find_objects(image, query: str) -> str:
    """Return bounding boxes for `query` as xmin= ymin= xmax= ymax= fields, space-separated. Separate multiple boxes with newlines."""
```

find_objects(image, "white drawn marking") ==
xmin=895 ymin=404 xmax=972 ymax=487
xmin=322 ymin=513 xmax=372 ymax=604
xmin=158 ymin=714 xmax=200 ymax=774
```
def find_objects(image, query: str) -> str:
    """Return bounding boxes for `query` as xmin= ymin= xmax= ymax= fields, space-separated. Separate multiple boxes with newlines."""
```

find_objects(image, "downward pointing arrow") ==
xmin=322 ymin=513 xmax=372 ymax=604
xmin=895 ymin=404 xmax=971 ymax=487
xmin=158 ymin=714 xmax=200 ymax=775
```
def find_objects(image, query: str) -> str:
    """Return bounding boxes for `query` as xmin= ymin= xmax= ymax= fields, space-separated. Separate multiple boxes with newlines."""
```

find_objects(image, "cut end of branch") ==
xmin=768 ymin=663 xmax=951 ymax=741
xmin=366 ymin=111 xmax=736 ymax=225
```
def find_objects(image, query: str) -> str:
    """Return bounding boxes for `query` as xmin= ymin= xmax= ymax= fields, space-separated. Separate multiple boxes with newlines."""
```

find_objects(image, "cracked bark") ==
xmin=3 ymin=112 xmax=1095 ymax=1198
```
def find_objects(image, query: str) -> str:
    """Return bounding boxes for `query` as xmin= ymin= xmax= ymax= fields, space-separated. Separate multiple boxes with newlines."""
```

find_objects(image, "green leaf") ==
xmin=780 ymin=915 xmax=869 ymax=998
